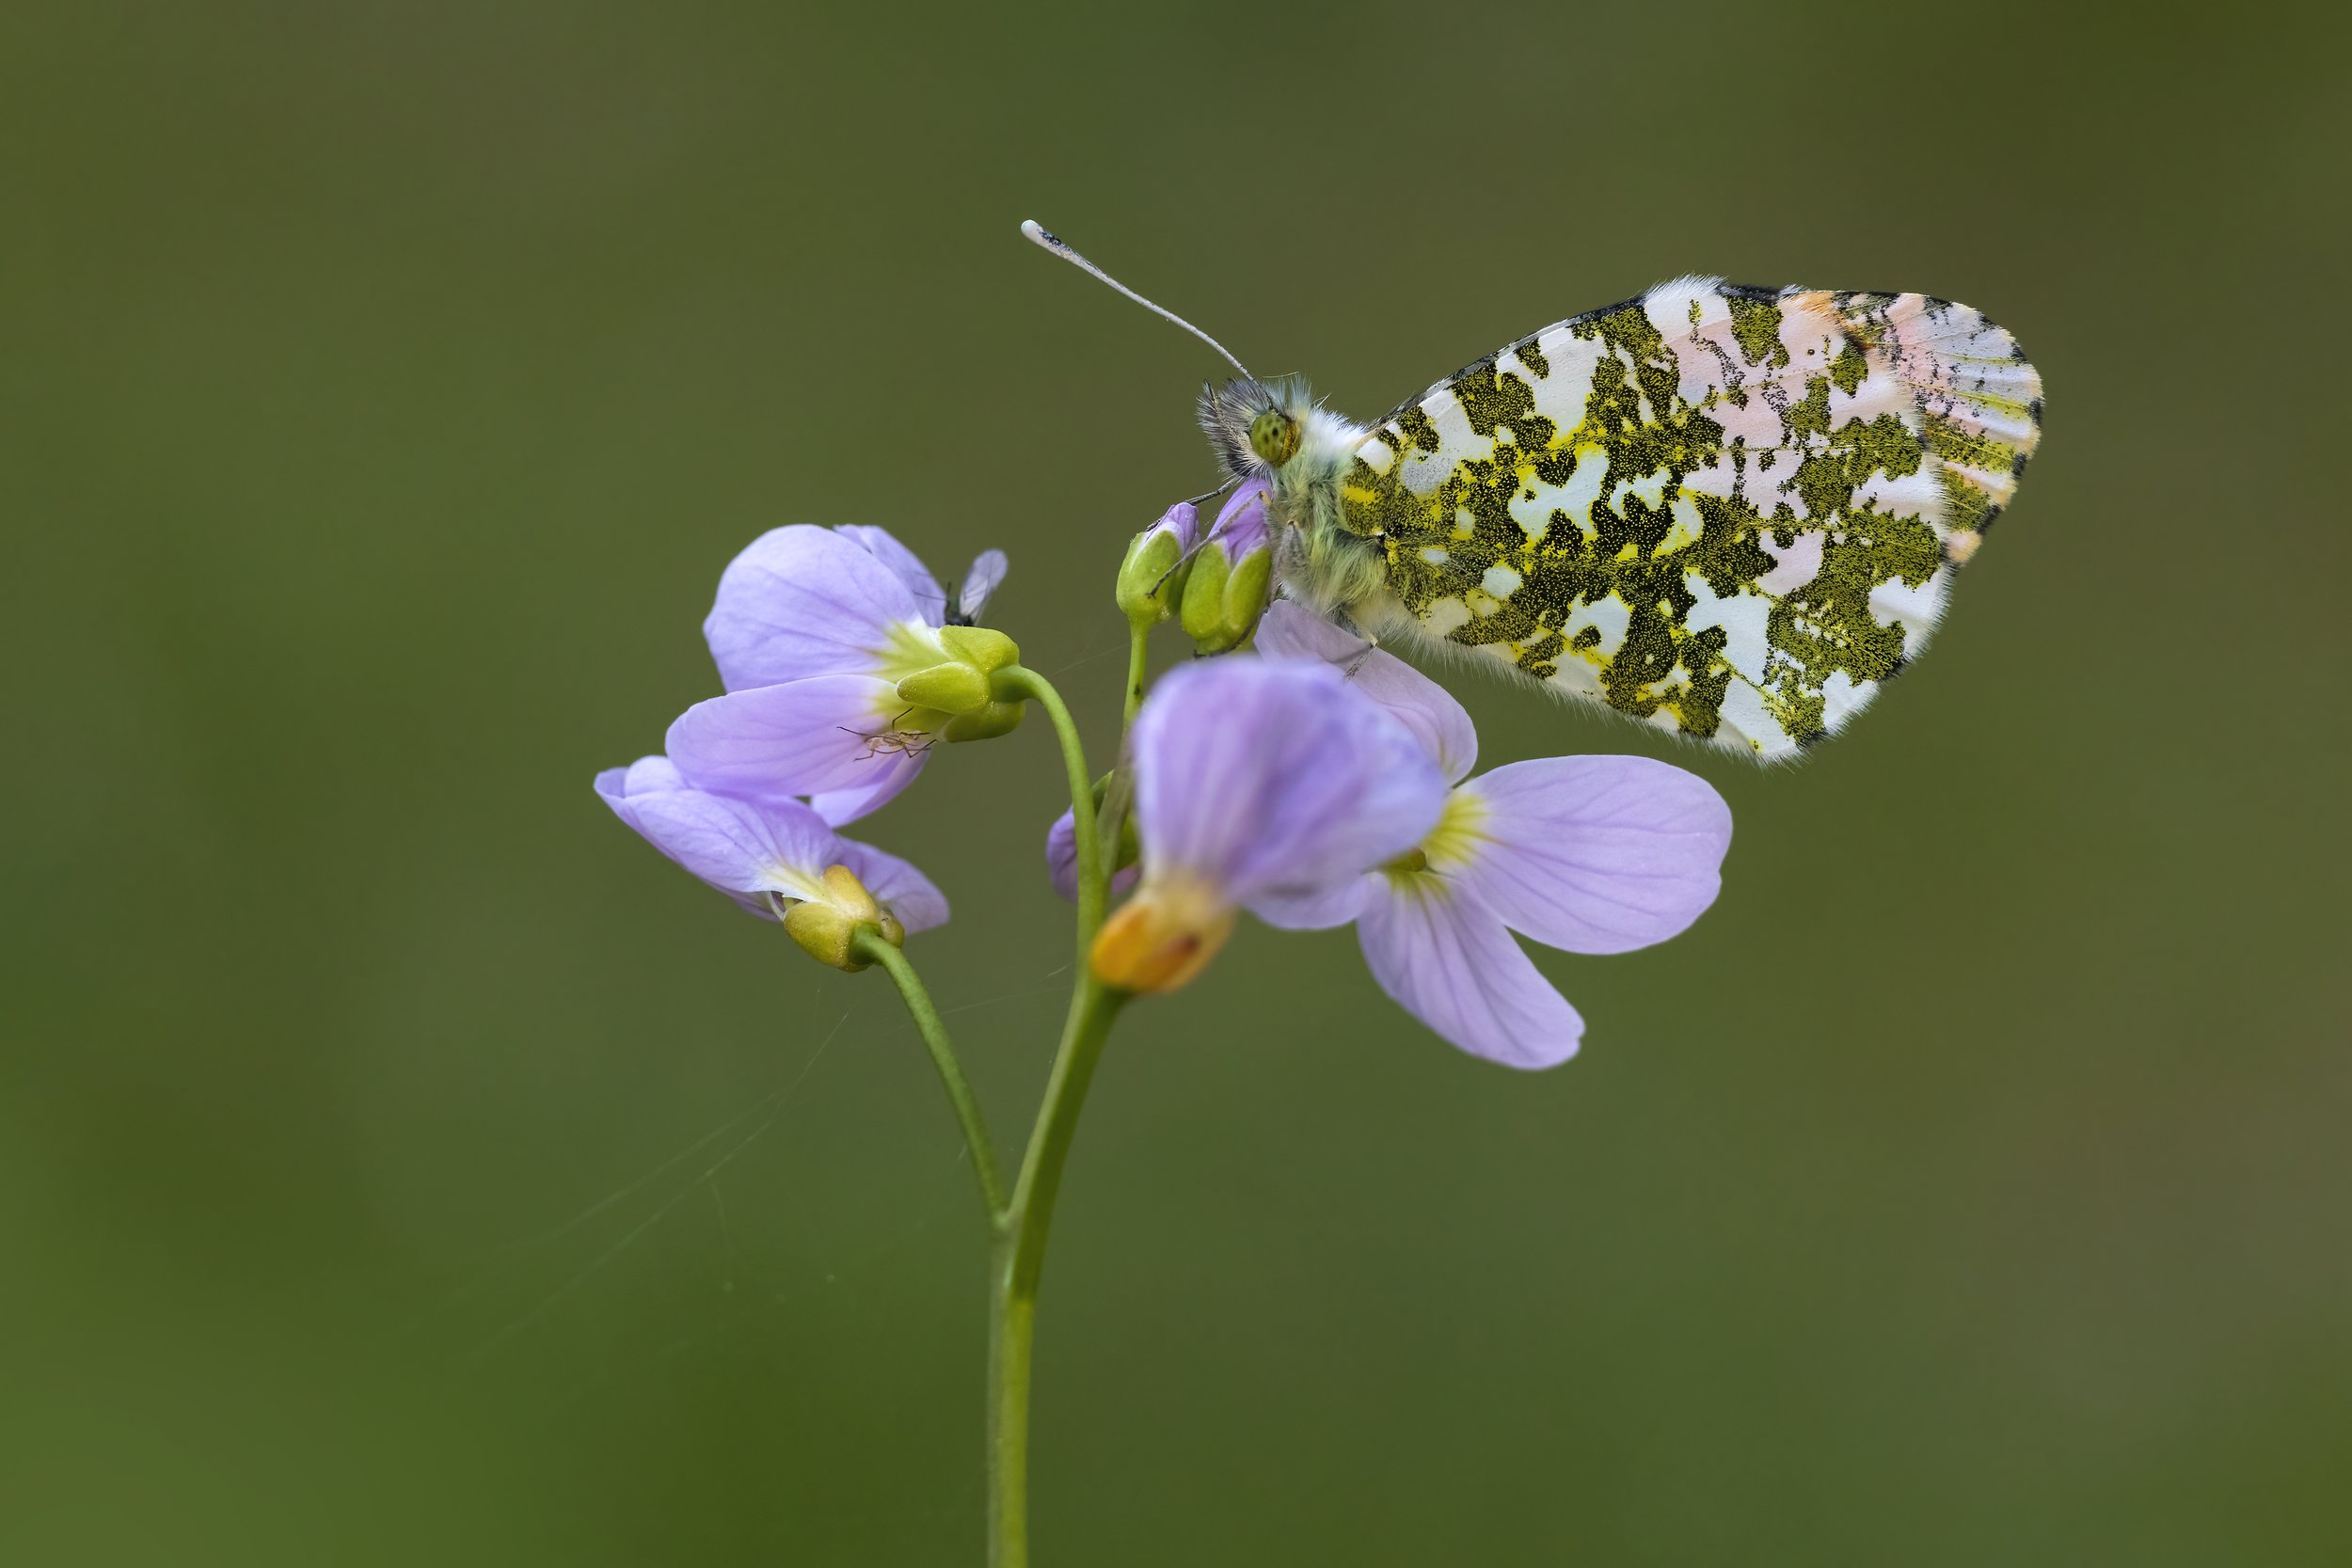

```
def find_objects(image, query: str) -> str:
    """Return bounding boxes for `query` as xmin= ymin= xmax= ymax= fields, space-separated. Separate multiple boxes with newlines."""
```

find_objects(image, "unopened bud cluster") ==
xmin=1114 ymin=483 xmax=1276 ymax=656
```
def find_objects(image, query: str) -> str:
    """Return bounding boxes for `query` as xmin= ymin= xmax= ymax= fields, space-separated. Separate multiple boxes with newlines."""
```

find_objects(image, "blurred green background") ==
xmin=6 ymin=2 xmax=2347 ymax=1562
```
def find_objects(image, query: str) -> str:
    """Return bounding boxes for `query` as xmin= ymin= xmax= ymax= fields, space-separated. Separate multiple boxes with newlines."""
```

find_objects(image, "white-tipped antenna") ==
xmin=1021 ymin=219 xmax=1252 ymax=379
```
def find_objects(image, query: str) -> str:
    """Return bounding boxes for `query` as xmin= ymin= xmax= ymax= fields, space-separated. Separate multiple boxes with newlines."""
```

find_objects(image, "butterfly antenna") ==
xmin=1020 ymin=219 xmax=1253 ymax=380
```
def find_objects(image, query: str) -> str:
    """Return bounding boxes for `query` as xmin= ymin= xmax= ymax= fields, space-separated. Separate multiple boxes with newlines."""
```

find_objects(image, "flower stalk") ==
xmin=988 ymin=975 xmax=1125 ymax=1568
xmin=851 ymin=929 xmax=1007 ymax=1218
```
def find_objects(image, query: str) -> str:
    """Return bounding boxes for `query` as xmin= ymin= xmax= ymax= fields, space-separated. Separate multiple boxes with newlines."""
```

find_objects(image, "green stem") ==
xmin=1120 ymin=623 xmax=1151 ymax=731
xmin=853 ymin=930 xmax=1007 ymax=1220
xmin=997 ymin=665 xmax=1103 ymax=947
xmin=989 ymin=977 xmax=1127 ymax=1568
xmin=1096 ymin=625 xmax=1152 ymax=878
xmin=979 ymin=661 xmax=1133 ymax=1565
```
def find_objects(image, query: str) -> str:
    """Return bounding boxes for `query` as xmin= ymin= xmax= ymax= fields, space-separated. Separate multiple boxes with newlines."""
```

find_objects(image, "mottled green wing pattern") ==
xmin=1336 ymin=279 xmax=2042 ymax=758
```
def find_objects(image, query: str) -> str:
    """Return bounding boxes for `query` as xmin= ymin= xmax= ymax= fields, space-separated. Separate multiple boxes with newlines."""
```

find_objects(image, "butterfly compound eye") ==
xmin=1248 ymin=408 xmax=1300 ymax=467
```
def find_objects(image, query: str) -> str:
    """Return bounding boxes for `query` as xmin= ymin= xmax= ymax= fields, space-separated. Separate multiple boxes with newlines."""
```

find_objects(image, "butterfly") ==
xmin=1026 ymin=226 xmax=2043 ymax=760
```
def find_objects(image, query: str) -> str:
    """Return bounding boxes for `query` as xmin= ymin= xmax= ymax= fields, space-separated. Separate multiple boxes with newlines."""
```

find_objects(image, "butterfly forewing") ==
xmin=1338 ymin=278 xmax=2042 ymax=758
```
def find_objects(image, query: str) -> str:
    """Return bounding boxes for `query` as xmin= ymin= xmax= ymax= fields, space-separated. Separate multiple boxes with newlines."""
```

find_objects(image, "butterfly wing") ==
xmin=1336 ymin=279 xmax=2042 ymax=758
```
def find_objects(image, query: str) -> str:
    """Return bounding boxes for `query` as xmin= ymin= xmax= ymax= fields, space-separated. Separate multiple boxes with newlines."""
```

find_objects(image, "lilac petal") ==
xmin=705 ymin=526 xmax=929 ymax=690
xmin=1454 ymin=756 xmax=1731 ymax=955
xmin=596 ymin=759 xmax=834 ymax=916
xmin=1206 ymin=477 xmax=1271 ymax=554
xmin=617 ymin=787 xmax=836 ymax=896
xmin=596 ymin=757 xmax=738 ymax=898
xmin=1044 ymin=808 xmax=1141 ymax=903
xmin=1358 ymin=879 xmax=1584 ymax=1069
xmin=806 ymin=750 xmax=926 ymax=827
xmin=1131 ymin=659 xmax=1444 ymax=903
xmin=593 ymin=754 xmax=687 ymax=845
xmin=953 ymin=548 xmax=1009 ymax=624
xmin=1140 ymin=500 xmax=1200 ymax=552
xmin=596 ymin=754 xmax=947 ymax=929
xmin=1255 ymin=601 xmax=1477 ymax=784
xmin=1246 ymin=873 xmax=1373 ymax=931
xmin=835 ymin=837 xmax=950 ymax=933
xmin=834 ymin=524 xmax=948 ymax=625
xmin=667 ymin=675 xmax=928 ymax=802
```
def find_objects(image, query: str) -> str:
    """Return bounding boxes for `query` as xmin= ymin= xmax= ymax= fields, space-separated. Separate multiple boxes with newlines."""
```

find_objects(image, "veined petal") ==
xmin=835 ymin=838 xmax=950 ymax=933
xmin=592 ymin=754 xmax=688 ymax=843
xmin=1205 ymin=477 xmax=1271 ymax=555
xmin=1044 ymin=808 xmax=1139 ymax=903
xmin=706 ymin=525 xmax=932 ymax=689
xmin=1131 ymin=659 xmax=1445 ymax=905
xmin=1454 ymin=756 xmax=1731 ymax=955
xmin=1255 ymin=601 xmax=1478 ymax=784
xmin=596 ymin=758 xmax=837 ymax=915
xmin=1359 ymin=877 xmax=1583 ymax=1069
xmin=834 ymin=525 xmax=948 ymax=625
xmin=667 ymin=675 xmax=930 ymax=802
xmin=807 ymin=750 xmax=926 ymax=827
xmin=596 ymin=757 xmax=710 ymax=889
xmin=1247 ymin=874 xmax=1374 ymax=931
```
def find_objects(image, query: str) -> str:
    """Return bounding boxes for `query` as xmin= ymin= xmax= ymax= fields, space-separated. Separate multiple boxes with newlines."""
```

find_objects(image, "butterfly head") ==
xmin=1199 ymin=375 xmax=1316 ymax=482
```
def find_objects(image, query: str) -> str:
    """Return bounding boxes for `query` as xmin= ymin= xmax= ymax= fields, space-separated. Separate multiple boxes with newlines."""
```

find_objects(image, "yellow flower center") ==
xmin=1386 ymin=788 xmax=1487 ymax=884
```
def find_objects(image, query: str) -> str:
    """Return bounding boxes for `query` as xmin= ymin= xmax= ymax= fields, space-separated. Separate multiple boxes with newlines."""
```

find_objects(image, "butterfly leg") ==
xmin=1327 ymin=609 xmax=1381 ymax=678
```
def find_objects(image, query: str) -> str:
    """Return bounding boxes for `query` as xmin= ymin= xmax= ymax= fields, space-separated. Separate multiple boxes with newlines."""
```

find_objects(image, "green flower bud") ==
xmin=1114 ymin=502 xmax=1199 ymax=627
xmin=1179 ymin=545 xmax=1231 ymax=642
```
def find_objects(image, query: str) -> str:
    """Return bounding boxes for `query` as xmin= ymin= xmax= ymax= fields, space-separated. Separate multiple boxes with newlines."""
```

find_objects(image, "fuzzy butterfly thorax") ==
xmin=1198 ymin=375 xmax=1385 ymax=620
xmin=1202 ymin=278 xmax=2042 ymax=760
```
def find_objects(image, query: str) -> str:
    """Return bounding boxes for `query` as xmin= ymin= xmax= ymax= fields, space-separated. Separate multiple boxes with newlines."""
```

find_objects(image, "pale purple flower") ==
xmin=1090 ymin=658 xmax=1445 ymax=992
xmin=595 ymin=754 xmax=947 ymax=930
xmin=675 ymin=525 xmax=1013 ymax=826
xmin=1249 ymin=601 xmax=1731 ymax=1069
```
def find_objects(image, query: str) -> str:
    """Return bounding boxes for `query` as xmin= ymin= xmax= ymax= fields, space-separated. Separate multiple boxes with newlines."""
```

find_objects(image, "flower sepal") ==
xmin=781 ymin=863 xmax=908 ymax=972
xmin=886 ymin=625 xmax=1026 ymax=743
xmin=894 ymin=624 xmax=1023 ymax=715
xmin=1089 ymin=871 xmax=1234 ymax=993
xmin=943 ymin=700 xmax=1025 ymax=742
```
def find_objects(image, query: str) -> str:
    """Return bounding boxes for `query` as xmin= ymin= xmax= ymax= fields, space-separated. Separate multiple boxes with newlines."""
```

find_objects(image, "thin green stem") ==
xmin=1120 ymin=622 xmax=1151 ymax=731
xmin=980 ymin=660 xmax=1133 ymax=1565
xmin=1008 ymin=978 xmax=1125 ymax=1296
xmin=997 ymin=665 xmax=1102 ymax=947
xmin=987 ymin=1250 xmax=1034 ymax=1568
xmin=853 ymin=931 xmax=1007 ymax=1220
xmin=990 ymin=977 xmax=1126 ymax=1568
xmin=1092 ymin=623 xmax=1152 ymax=881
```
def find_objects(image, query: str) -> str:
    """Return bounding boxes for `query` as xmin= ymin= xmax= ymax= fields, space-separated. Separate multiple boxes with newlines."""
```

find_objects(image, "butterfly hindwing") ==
xmin=1336 ymin=278 xmax=2042 ymax=758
